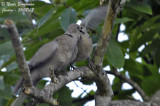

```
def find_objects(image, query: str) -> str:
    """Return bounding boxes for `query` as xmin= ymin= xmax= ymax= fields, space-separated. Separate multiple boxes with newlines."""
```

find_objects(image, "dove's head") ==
xmin=66 ymin=24 xmax=79 ymax=33
xmin=65 ymin=24 xmax=82 ymax=40
xmin=65 ymin=24 xmax=91 ymax=42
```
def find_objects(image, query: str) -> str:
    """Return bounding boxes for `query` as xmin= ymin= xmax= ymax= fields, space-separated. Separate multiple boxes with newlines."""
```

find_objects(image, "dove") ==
xmin=12 ymin=4 xmax=109 ymax=105
xmin=75 ymin=25 xmax=93 ymax=62
xmin=12 ymin=24 xmax=84 ymax=106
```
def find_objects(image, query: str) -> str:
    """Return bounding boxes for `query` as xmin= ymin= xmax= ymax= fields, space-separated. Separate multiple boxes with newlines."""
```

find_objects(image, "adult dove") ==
xmin=12 ymin=24 xmax=85 ymax=106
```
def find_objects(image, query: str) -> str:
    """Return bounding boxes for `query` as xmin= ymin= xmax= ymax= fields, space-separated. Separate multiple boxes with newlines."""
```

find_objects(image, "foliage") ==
xmin=0 ymin=0 xmax=160 ymax=105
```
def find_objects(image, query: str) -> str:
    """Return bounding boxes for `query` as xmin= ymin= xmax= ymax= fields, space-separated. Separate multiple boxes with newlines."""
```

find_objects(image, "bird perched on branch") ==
xmin=12 ymin=4 xmax=109 ymax=106
xmin=13 ymin=24 xmax=85 ymax=94
xmin=12 ymin=24 xmax=93 ymax=106
xmin=13 ymin=4 xmax=108 ymax=96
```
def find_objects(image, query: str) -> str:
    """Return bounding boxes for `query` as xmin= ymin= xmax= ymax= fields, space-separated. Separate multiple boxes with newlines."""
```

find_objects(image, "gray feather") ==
xmin=81 ymin=5 xmax=108 ymax=29
xmin=75 ymin=26 xmax=93 ymax=62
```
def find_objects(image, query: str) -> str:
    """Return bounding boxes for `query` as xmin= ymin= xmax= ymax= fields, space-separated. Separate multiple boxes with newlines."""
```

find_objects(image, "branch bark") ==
xmin=5 ymin=19 xmax=33 ymax=90
xmin=91 ymin=0 xmax=122 ymax=105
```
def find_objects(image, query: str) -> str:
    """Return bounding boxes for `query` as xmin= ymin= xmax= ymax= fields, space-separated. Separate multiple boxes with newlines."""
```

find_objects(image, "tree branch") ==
xmin=72 ymin=95 xmax=94 ymax=104
xmin=4 ymin=19 xmax=58 ymax=105
xmin=92 ymin=0 xmax=121 ymax=67
xmin=27 ymin=67 xmax=95 ymax=105
xmin=108 ymin=100 xmax=150 ymax=106
xmin=105 ymin=70 xmax=149 ymax=101
xmin=5 ymin=19 xmax=33 ymax=90
xmin=90 ymin=0 xmax=123 ymax=105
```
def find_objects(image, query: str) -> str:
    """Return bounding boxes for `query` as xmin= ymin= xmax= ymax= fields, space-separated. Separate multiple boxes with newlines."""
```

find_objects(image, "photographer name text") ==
xmin=1 ymin=2 xmax=35 ymax=13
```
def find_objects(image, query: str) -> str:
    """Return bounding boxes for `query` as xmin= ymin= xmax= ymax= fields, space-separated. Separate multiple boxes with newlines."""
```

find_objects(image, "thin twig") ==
xmin=105 ymin=69 xmax=149 ymax=101
xmin=73 ymin=81 xmax=89 ymax=95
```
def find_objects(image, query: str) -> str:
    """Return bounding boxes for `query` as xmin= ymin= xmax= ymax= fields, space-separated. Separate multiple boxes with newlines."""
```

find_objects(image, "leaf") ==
xmin=155 ymin=45 xmax=160 ymax=67
xmin=0 ymin=77 xmax=5 ymax=90
xmin=115 ymin=17 xmax=133 ymax=24
xmin=130 ymin=24 xmax=160 ymax=52
xmin=57 ymin=86 xmax=72 ymax=106
xmin=37 ymin=80 xmax=48 ymax=90
xmin=0 ymin=5 xmax=29 ymax=22
xmin=6 ymin=62 xmax=18 ymax=72
xmin=0 ymin=29 xmax=10 ymax=44
xmin=142 ymin=73 xmax=160 ymax=96
xmin=139 ymin=39 xmax=159 ymax=56
xmin=60 ymin=7 xmax=77 ymax=31
xmin=114 ymin=89 xmax=135 ymax=100
xmin=127 ymin=1 xmax=152 ymax=15
xmin=155 ymin=0 xmax=160 ymax=5
xmin=38 ymin=8 xmax=54 ymax=28
xmin=106 ymin=39 xmax=125 ymax=68
xmin=0 ymin=60 xmax=4 ymax=68
xmin=33 ymin=20 xmax=62 ymax=38
xmin=0 ymin=41 xmax=15 ymax=56
xmin=89 ymin=90 xmax=95 ymax=95
xmin=4 ymin=74 xmax=19 ymax=85
xmin=30 ymin=1 xmax=53 ymax=18
xmin=38 ymin=103 xmax=49 ymax=106
xmin=0 ymin=85 xmax=12 ymax=99
xmin=76 ymin=61 xmax=88 ymax=67
xmin=0 ymin=55 xmax=10 ymax=63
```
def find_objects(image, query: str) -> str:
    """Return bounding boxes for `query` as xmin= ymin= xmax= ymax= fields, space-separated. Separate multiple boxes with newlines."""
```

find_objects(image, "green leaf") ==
xmin=60 ymin=7 xmax=77 ymax=31
xmin=155 ymin=46 xmax=160 ymax=67
xmin=89 ymin=90 xmax=95 ymax=95
xmin=130 ymin=24 xmax=160 ymax=52
xmin=37 ymin=80 xmax=48 ymax=90
xmin=142 ymin=73 xmax=160 ymax=96
xmin=38 ymin=103 xmax=49 ymax=106
xmin=0 ymin=41 xmax=15 ymax=56
xmin=115 ymin=17 xmax=133 ymax=24
xmin=0 ymin=29 xmax=10 ymax=44
xmin=0 ymin=55 xmax=10 ymax=63
xmin=57 ymin=86 xmax=72 ymax=106
xmin=106 ymin=39 xmax=125 ymax=68
xmin=0 ymin=6 xmax=29 ymax=22
xmin=127 ymin=1 xmax=152 ymax=15
xmin=0 ymin=85 xmax=12 ymax=99
xmin=155 ymin=0 xmax=160 ymax=5
xmin=38 ymin=8 xmax=54 ymax=28
xmin=4 ymin=73 xmax=19 ymax=85
xmin=0 ymin=77 xmax=5 ymax=90
xmin=0 ymin=60 xmax=4 ymax=67
xmin=139 ymin=39 xmax=159 ymax=56
xmin=30 ymin=1 xmax=54 ymax=19
xmin=33 ymin=20 xmax=62 ymax=38
xmin=6 ymin=62 xmax=18 ymax=72
xmin=113 ymin=89 xmax=135 ymax=100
